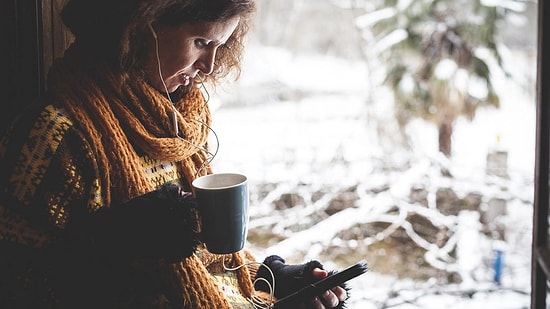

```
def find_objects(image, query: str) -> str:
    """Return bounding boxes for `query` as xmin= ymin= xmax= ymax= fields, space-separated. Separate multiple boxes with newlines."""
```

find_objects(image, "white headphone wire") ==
xmin=150 ymin=24 xmax=219 ymax=177
xmin=222 ymin=256 xmax=276 ymax=309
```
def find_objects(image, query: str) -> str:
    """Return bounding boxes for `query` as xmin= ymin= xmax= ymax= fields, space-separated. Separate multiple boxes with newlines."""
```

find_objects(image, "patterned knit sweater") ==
xmin=0 ymin=101 xmax=259 ymax=308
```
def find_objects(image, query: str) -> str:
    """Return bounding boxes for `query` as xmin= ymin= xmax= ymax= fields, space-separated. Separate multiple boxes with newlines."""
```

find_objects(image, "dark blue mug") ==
xmin=192 ymin=173 xmax=249 ymax=254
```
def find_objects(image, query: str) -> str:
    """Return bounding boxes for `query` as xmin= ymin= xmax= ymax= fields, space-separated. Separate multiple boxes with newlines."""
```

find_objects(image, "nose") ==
xmin=195 ymin=48 xmax=217 ymax=75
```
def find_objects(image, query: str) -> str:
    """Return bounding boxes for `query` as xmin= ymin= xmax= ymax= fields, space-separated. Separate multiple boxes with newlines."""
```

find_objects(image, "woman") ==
xmin=0 ymin=0 xmax=348 ymax=308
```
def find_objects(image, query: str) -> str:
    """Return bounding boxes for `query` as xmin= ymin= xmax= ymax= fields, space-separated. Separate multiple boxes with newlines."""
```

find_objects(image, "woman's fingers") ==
xmin=321 ymin=289 xmax=340 ymax=307
xmin=309 ymin=268 xmax=347 ymax=308
xmin=331 ymin=285 xmax=347 ymax=302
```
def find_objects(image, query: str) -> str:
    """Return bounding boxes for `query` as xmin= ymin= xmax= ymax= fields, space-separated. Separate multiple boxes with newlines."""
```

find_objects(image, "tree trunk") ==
xmin=438 ymin=116 xmax=453 ymax=157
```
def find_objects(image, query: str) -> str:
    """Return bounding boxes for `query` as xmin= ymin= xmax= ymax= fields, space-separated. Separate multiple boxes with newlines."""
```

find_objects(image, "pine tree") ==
xmin=351 ymin=0 xmax=525 ymax=156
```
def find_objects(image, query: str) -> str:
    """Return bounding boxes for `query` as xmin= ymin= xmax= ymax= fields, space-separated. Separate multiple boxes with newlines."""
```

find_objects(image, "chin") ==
xmin=166 ymin=84 xmax=180 ymax=93
xmin=168 ymin=85 xmax=192 ymax=101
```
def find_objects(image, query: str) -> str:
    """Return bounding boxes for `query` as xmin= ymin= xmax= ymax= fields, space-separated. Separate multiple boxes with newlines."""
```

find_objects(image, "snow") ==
xmin=208 ymin=45 xmax=535 ymax=308
xmin=481 ymin=0 xmax=526 ymax=12
xmin=355 ymin=8 xmax=397 ymax=28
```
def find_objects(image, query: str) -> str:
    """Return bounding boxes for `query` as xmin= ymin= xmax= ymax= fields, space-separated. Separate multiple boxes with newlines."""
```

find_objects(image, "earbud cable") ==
xmin=222 ymin=256 xmax=276 ymax=309
xmin=151 ymin=25 xmax=219 ymax=177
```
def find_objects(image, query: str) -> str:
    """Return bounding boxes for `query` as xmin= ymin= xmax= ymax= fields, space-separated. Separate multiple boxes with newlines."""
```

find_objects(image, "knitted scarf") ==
xmin=46 ymin=43 xmax=254 ymax=308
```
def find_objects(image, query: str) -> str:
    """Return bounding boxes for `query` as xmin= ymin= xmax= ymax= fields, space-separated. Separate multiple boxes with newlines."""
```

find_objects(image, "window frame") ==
xmin=531 ymin=0 xmax=550 ymax=308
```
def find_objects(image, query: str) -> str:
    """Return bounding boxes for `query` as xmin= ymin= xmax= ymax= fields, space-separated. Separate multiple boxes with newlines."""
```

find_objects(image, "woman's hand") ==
xmin=83 ymin=183 xmax=201 ymax=261
xmin=305 ymin=268 xmax=347 ymax=309
xmin=254 ymin=255 xmax=350 ymax=309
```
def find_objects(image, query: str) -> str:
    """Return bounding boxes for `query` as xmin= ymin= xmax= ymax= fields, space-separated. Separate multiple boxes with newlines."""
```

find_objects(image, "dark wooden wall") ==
xmin=1 ymin=0 xmax=71 ymax=132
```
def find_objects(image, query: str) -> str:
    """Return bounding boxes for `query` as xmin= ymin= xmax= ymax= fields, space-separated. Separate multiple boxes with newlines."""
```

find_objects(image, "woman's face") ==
xmin=143 ymin=17 xmax=240 ymax=93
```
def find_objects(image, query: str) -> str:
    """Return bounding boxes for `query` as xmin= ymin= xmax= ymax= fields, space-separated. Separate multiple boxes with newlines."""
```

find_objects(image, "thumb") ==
xmin=311 ymin=268 xmax=329 ymax=279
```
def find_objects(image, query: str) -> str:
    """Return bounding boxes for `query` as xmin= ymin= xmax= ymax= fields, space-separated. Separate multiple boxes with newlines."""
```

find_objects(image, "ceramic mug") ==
xmin=192 ymin=173 xmax=249 ymax=254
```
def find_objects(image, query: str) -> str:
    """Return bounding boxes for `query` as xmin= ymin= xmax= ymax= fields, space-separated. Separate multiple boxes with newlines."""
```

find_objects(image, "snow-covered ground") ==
xmin=208 ymin=45 xmax=536 ymax=308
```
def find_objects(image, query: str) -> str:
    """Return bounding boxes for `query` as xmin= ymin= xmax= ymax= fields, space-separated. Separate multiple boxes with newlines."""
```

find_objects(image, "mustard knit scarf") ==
xmin=46 ymin=44 xmax=254 ymax=308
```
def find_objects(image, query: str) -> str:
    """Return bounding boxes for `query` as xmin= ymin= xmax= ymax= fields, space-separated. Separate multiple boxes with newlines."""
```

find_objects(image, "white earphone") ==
xmin=146 ymin=22 xmax=220 ymax=178
xmin=148 ymin=23 xmax=180 ymax=135
xmin=148 ymin=23 xmax=157 ymax=39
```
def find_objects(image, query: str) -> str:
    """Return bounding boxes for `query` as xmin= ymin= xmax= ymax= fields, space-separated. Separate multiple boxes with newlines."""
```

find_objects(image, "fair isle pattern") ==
xmin=141 ymin=156 xmax=184 ymax=189
xmin=1 ymin=104 xmax=93 ymax=245
xmin=196 ymin=248 xmax=256 ymax=308
xmin=3 ymin=102 xmax=189 ymax=230
xmin=211 ymin=271 xmax=255 ymax=309
xmin=45 ymin=153 xmax=82 ymax=227
xmin=1 ymin=103 xmax=189 ymax=245
xmin=88 ymin=176 xmax=104 ymax=212
xmin=10 ymin=105 xmax=72 ymax=207
xmin=0 ymin=203 xmax=53 ymax=247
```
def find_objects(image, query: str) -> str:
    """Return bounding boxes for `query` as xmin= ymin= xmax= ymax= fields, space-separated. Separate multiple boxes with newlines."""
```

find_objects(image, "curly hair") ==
xmin=61 ymin=0 xmax=256 ymax=86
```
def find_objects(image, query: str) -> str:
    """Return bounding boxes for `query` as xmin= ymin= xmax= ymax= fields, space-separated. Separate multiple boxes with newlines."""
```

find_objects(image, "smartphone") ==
xmin=273 ymin=260 xmax=369 ymax=308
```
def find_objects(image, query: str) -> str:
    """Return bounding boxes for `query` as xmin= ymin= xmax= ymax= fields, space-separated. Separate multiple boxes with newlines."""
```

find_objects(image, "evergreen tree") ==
xmin=351 ymin=0 xmax=525 ymax=156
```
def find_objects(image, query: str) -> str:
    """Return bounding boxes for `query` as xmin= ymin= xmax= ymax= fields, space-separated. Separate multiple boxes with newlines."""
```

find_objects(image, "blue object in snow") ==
xmin=493 ymin=249 xmax=503 ymax=285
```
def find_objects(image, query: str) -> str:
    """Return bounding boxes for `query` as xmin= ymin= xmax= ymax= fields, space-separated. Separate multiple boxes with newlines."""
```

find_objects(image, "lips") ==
xmin=178 ymin=73 xmax=191 ymax=86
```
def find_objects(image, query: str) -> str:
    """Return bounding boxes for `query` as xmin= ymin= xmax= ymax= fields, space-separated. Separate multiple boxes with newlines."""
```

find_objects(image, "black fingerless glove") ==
xmin=254 ymin=255 xmax=350 ymax=308
xmin=88 ymin=183 xmax=201 ymax=262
